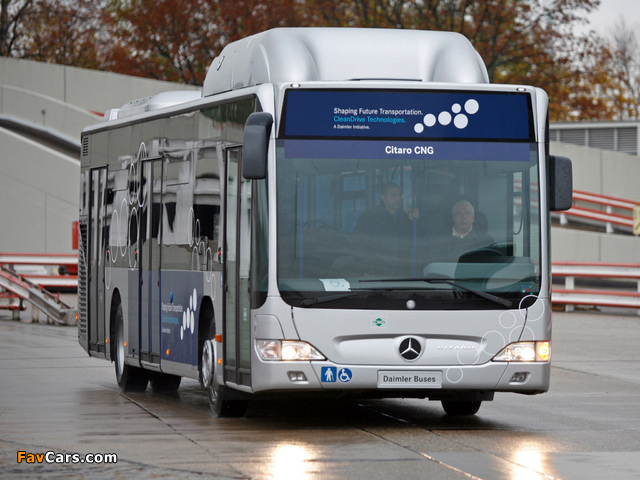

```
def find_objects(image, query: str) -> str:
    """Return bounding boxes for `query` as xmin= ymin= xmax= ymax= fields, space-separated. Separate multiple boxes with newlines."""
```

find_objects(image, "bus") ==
xmin=78 ymin=28 xmax=573 ymax=417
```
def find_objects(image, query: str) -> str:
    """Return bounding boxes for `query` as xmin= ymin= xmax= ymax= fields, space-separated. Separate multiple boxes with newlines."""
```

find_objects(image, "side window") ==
xmin=107 ymin=165 xmax=130 ymax=268
xmin=161 ymin=148 xmax=195 ymax=269
xmin=161 ymin=144 xmax=222 ymax=270
xmin=194 ymin=143 xmax=222 ymax=266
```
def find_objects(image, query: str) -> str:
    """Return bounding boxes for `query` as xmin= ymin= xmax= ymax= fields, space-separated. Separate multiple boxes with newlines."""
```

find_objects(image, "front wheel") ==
xmin=441 ymin=399 xmax=482 ymax=416
xmin=114 ymin=304 xmax=149 ymax=392
xmin=202 ymin=324 xmax=247 ymax=417
xmin=206 ymin=374 xmax=248 ymax=417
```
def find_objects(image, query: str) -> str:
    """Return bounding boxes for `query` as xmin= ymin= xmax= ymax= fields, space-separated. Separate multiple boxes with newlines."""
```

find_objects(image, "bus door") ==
xmin=224 ymin=147 xmax=252 ymax=387
xmin=85 ymin=167 xmax=107 ymax=355
xmin=139 ymin=158 xmax=163 ymax=365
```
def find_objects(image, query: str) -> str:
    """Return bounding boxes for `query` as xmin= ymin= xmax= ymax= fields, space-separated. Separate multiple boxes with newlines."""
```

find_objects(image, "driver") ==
xmin=353 ymin=182 xmax=418 ymax=276
xmin=429 ymin=200 xmax=493 ymax=262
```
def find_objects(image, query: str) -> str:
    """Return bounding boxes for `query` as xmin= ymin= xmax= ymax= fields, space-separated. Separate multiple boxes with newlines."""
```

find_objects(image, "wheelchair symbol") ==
xmin=338 ymin=368 xmax=352 ymax=383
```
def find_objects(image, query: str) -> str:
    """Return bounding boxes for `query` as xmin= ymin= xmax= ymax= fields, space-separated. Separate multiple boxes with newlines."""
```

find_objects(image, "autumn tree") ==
xmin=19 ymin=0 xmax=106 ymax=69
xmin=302 ymin=0 xmax=606 ymax=121
xmin=2 ymin=0 xmax=628 ymax=122
xmin=102 ymin=0 xmax=217 ymax=84
xmin=1 ymin=0 xmax=106 ymax=69
xmin=213 ymin=0 xmax=306 ymax=44
xmin=103 ymin=0 xmax=306 ymax=85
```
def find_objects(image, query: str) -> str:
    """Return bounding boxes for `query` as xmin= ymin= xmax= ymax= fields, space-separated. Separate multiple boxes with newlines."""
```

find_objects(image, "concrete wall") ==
xmin=0 ymin=58 xmax=200 ymax=254
xmin=549 ymin=142 xmax=640 ymax=263
xmin=0 ymin=128 xmax=79 ymax=252
xmin=551 ymin=228 xmax=640 ymax=263
xmin=0 ymin=84 xmax=99 ymax=142
xmin=550 ymin=142 xmax=640 ymax=201
xmin=0 ymin=57 xmax=199 ymax=114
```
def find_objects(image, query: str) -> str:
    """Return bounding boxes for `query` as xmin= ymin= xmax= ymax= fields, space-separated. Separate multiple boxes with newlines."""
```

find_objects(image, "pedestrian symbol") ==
xmin=322 ymin=366 xmax=336 ymax=382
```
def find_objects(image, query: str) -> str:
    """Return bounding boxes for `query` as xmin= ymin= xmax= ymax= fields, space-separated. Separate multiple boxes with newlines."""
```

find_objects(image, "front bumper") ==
xmin=249 ymin=358 xmax=550 ymax=396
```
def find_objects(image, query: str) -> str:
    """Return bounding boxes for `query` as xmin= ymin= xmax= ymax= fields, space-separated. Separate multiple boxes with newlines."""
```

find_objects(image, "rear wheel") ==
xmin=114 ymin=304 xmax=149 ymax=392
xmin=441 ymin=399 xmax=482 ymax=416
xmin=202 ymin=323 xmax=247 ymax=417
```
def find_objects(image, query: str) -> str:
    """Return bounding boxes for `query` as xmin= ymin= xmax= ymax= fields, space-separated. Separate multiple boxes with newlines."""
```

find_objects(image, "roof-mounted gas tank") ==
xmin=203 ymin=27 xmax=489 ymax=97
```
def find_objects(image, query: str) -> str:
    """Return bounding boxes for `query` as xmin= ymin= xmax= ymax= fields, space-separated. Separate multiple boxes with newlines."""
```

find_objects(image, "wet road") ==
xmin=1 ymin=311 xmax=640 ymax=479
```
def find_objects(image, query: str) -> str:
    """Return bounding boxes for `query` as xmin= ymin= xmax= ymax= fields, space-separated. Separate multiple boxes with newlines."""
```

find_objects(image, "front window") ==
xmin=276 ymin=89 xmax=540 ymax=310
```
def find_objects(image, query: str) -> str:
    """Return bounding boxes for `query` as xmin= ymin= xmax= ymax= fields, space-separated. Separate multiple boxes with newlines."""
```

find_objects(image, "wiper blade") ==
xmin=359 ymin=277 xmax=512 ymax=308
xmin=299 ymin=291 xmax=366 ymax=307
xmin=422 ymin=278 xmax=512 ymax=308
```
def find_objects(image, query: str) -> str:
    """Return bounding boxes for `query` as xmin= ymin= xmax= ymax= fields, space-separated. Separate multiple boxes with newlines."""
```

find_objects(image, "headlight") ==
xmin=256 ymin=340 xmax=325 ymax=361
xmin=493 ymin=341 xmax=550 ymax=362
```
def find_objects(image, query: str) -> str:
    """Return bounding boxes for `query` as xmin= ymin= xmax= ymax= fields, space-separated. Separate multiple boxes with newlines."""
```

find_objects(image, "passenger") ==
xmin=428 ymin=200 xmax=493 ymax=263
xmin=353 ymin=183 xmax=418 ymax=276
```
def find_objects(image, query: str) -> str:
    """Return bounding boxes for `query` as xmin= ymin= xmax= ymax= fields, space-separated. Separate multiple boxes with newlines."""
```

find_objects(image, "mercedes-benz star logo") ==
xmin=399 ymin=337 xmax=422 ymax=361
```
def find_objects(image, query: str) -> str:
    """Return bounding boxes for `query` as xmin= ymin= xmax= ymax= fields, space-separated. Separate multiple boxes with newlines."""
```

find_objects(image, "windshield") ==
xmin=276 ymin=89 xmax=541 ymax=310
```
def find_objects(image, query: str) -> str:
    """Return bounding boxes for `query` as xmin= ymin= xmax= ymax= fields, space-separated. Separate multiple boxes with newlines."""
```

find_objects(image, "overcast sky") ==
xmin=582 ymin=0 xmax=640 ymax=37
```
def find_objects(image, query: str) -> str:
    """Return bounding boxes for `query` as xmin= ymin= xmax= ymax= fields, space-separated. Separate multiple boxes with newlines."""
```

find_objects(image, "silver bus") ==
xmin=78 ymin=28 xmax=572 ymax=416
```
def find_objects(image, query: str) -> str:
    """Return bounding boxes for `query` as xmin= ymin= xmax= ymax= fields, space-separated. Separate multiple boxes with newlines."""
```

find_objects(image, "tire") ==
xmin=114 ymin=304 xmax=149 ymax=392
xmin=202 ymin=322 xmax=247 ymax=417
xmin=150 ymin=372 xmax=181 ymax=394
xmin=441 ymin=399 xmax=482 ymax=416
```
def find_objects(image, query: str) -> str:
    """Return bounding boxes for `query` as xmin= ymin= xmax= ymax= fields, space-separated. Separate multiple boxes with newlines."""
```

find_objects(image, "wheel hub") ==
xmin=202 ymin=339 xmax=215 ymax=388
xmin=116 ymin=326 xmax=125 ymax=377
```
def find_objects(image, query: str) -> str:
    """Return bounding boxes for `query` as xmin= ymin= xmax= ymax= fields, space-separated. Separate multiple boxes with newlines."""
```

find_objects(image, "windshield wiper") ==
xmin=299 ymin=291 xmax=368 ymax=307
xmin=300 ymin=277 xmax=513 ymax=308
xmin=359 ymin=277 xmax=512 ymax=308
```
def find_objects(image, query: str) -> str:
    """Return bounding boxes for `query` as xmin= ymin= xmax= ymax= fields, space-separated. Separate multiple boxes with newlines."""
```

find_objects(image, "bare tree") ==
xmin=606 ymin=17 xmax=640 ymax=119
xmin=0 ymin=0 xmax=34 ymax=56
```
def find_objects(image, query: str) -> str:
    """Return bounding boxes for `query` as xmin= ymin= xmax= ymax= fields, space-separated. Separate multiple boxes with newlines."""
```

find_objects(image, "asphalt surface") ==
xmin=1 ymin=306 xmax=639 ymax=479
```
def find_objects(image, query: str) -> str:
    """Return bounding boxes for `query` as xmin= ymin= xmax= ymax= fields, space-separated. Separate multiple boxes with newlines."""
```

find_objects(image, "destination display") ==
xmin=282 ymin=89 xmax=534 ymax=141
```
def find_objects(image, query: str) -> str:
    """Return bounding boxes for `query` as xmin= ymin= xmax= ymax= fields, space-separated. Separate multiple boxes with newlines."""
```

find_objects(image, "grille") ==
xmin=81 ymin=136 xmax=90 ymax=158
xmin=618 ymin=127 xmax=638 ymax=155
xmin=77 ymin=222 xmax=89 ymax=345
xmin=588 ymin=128 xmax=615 ymax=151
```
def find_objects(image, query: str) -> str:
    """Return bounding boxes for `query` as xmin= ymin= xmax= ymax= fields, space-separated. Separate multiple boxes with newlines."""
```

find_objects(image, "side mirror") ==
xmin=549 ymin=155 xmax=573 ymax=211
xmin=242 ymin=112 xmax=273 ymax=180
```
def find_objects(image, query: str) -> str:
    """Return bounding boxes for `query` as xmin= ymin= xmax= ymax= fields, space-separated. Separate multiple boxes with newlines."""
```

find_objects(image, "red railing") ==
xmin=557 ymin=190 xmax=638 ymax=233
xmin=0 ymin=254 xmax=77 ymax=324
xmin=552 ymin=261 xmax=640 ymax=314
xmin=0 ymin=253 xmax=77 ymax=291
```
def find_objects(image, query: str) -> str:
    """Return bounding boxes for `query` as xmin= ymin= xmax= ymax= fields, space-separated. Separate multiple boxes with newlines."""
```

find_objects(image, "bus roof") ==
xmin=202 ymin=28 xmax=489 ymax=97
xmin=107 ymin=28 xmax=491 ymax=122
